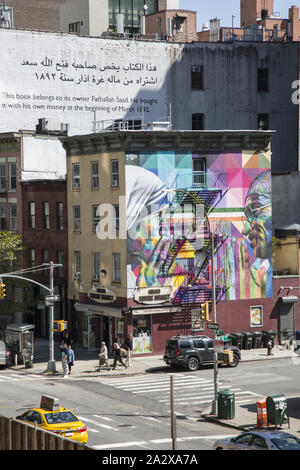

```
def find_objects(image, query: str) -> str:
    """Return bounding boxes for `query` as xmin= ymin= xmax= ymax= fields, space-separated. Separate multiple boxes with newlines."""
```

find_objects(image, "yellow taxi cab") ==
xmin=15 ymin=395 xmax=88 ymax=444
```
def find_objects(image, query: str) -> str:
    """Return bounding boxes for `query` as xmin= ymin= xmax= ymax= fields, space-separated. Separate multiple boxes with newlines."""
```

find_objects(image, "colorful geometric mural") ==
xmin=125 ymin=150 xmax=272 ymax=302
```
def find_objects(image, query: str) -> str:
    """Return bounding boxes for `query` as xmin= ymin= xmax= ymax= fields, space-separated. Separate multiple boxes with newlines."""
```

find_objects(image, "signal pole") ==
xmin=47 ymin=261 xmax=56 ymax=373
xmin=211 ymin=232 xmax=218 ymax=415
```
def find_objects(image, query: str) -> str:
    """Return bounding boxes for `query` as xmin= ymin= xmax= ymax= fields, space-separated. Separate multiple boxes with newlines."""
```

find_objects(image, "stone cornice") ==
xmin=60 ymin=130 xmax=274 ymax=157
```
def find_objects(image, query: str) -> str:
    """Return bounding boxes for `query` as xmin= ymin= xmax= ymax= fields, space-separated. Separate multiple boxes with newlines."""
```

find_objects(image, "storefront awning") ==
xmin=74 ymin=302 xmax=122 ymax=318
xmin=280 ymin=296 xmax=298 ymax=304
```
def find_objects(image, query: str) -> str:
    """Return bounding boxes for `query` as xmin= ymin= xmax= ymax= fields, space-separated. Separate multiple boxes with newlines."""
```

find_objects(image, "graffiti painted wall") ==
xmin=125 ymin=149 xmax=272 ymax=303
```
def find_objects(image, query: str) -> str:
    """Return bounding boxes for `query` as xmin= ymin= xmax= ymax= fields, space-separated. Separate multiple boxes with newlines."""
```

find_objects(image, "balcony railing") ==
xmin=172 ymin=170 xmax=227 ymax=191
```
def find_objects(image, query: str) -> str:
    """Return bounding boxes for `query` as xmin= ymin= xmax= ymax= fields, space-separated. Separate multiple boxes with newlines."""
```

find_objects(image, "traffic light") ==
xmin=0 ymin=281 xmax=6 ymax=299
xmin=200 ymin=301 xmax=211 ymax=321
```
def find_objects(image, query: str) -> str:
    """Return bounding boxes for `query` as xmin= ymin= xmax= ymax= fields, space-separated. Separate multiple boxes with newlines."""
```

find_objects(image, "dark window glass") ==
xmin=192 ymin=113 xmax=204 ymax=130
xmin=257 ymin=113 xmax=269 ymax=130
xmin=257 ymin=68 xmax=269 ymax=91
xmin=193 ymin=340 xmax=205 ymax=348
xmin=179 ymin=340 xmax=191 ymax=349
xmin=191 ymin=65 xmax=204 ymax=90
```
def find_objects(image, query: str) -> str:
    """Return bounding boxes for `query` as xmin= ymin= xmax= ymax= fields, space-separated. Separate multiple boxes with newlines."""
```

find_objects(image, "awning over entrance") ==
xmin=280 ymin=296 xmax=298 ymax=304
xmin=74 ymin=302 xmax=122 ymax=318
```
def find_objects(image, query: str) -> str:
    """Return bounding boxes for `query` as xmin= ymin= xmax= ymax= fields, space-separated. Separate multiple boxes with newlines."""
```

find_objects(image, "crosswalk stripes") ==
xmin=97 ymin=373 xmax=262 ymax=407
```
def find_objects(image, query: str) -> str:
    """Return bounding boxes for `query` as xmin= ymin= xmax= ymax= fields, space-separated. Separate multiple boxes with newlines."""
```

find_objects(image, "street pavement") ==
xmin=8 ymin=339 xmax=300 ymax=438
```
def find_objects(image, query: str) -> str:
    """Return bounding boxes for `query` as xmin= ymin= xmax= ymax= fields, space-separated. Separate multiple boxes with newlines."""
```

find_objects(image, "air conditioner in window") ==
xmin=111 ymin=180 xmax=119 ymax=187
xmin=93 ymin=273 xmax=100 ymax=281
xmin=73 ymin=182 xmax=80 ymax=189
xmin=74 ymin=272 xmax=81 ymax=280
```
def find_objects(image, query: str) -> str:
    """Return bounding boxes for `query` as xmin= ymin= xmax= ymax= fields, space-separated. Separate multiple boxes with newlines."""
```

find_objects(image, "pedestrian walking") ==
xmin=124 ymin=333 xmax=133 ymax=368
xmin=98 ymin=341 xmax=111 ymax=371
xmin=61 ymin=343 xmax=68 ymax=378
xmin=112 ymin=338 xmax=127 ymax=370
xmin=67 ymin=344 xmax=75 ymax=375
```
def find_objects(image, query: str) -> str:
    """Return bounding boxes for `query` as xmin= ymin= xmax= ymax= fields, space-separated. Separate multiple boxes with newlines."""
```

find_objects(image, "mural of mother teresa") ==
xmin=126 ymin=165 xmax=196 ymax=297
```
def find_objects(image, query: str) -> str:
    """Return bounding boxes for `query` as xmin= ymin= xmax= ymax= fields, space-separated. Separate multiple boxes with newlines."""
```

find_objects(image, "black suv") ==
xmin=163 ymin=335 xmax=241 ymax=371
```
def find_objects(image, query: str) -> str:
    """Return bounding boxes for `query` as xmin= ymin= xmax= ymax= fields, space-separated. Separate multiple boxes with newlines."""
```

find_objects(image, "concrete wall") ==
xmin=272 ymin=172 xmax=300 ymax=229
xmin=171 ymin=42 xmax=299 ymax=172
xmin=60 ymin=0 xmax=109 ymax=37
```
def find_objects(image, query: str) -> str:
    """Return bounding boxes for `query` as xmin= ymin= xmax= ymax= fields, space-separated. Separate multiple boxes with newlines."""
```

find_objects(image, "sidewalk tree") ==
xmin=0 ymin=231 xmax=37 ymax=335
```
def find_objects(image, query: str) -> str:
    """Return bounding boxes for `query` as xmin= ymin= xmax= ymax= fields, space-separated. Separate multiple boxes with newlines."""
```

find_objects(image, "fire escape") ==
xmin=161 ymin=169 xmax=229 ymax=308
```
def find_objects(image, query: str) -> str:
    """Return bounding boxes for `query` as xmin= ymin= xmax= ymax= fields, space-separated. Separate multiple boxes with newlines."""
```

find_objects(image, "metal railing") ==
xmin=0 ymin=415 xmax=92 ymax=450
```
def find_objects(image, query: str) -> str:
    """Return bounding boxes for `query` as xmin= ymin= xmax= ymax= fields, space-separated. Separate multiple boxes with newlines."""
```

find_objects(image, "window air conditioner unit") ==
xmin=93 ymin=273 xmax=100 ymax=281
xmin=111 ymin=180 xmax=119 ymax=187
xmin=74 ymin=272 xmax=81 ymax=280
xmin=73 ymin=182 xmax=80 ymax=189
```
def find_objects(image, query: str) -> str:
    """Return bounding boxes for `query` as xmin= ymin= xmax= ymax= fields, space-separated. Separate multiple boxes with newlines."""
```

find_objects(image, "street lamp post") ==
xmin=47 ymin=261 xmax=56 ymax=373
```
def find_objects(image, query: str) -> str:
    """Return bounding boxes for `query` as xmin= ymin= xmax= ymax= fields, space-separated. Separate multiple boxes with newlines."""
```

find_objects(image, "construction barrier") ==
xmin=0 ymin=415 xmax=93 ymax=450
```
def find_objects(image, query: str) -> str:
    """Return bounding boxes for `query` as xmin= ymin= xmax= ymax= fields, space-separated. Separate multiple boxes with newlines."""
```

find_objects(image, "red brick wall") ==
xmin=6 ymin=0 xmax=71 ymax=31
xmin=22 ymin=181 xmax=68 ymax=280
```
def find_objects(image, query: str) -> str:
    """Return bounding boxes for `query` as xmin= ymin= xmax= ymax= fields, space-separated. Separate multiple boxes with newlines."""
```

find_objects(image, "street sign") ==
xmin=207 ymin=322 xmax=219 ymax=330
xmin=45 ymin=295 xmax=60 ymax=306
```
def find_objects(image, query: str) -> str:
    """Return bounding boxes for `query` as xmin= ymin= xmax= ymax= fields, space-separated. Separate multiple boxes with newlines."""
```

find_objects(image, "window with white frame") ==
xmin=9 ymin=203 xmax=17 ymax=232
xmin=0 ymin=164 xmax=5 ymax=192
xmin=42 ymin=249 xmax=49 ymax=264
xmin=43 ymin=201 xmax=50 ymax=229
xmin=91 ymin=161 xmax=99 ymax=189
xmin=74 ymin=251 xmax=81 ymax=279
xmin=29 ymin=248 xmax=35 ymax=267
xmin=0 ymin=203 xmax=6 ymax=230
xmin=72 ymin=163 xmax=80 ymax=190
xmin=73 ymin=205 xmax=81 ymax=231
xmin=112 ymin=253 xmax=121 ymax=283
xmin=57 ymin=250 xmax=64 ymax=278
xmin=92 ymin=205 xmax=100 ymax=232
xmin=9 ymin=163 xmax=16 ymax=191
xmin=92 ymin=252 xmax=100 ymax=281
xmin=29 ymin=202 xmax=35 ymax=229
xmin=113 ymin=204 xmax=119 ymax=231
xmin=57 ymin=202 xmax=63 ymax=230
xmin=111 ymin=160 xmax=119 ymax=187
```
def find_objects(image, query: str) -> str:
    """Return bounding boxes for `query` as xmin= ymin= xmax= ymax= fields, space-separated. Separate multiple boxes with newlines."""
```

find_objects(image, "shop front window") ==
xmin=132 ymin=315 xmax=152 ymax=354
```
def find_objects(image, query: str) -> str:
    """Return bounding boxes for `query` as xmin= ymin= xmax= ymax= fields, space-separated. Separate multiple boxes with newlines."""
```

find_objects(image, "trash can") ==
xmin=262 ymin=330 xmax=276 ymax=347
xmin=252 ymin=331 xmax=262 ymax=349
xmin=218 ymin=389 xmax=235 ymax=419
xmin=229 ymin=333 xmax=243 ymax=349
xmin=266 ymin=394 xmax=290 ymax=429
xmin=241 ymin=332 xmax=253 ymax=350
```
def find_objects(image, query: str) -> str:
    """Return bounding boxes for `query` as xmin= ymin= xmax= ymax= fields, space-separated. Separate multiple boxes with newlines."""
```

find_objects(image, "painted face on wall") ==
xmin=242 ymin=170 xmax=272 ymax=259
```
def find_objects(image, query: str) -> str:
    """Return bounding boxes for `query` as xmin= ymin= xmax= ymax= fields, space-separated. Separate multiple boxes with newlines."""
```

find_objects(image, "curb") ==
xmin=201 ymin=412 xmax=249 ymax=431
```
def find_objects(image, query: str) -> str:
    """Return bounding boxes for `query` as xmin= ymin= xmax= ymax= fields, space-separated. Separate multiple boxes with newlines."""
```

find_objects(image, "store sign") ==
xmin=134 ymin=287 xmax=172 ymax=305
xmin=87 ymin=287 xmax=116 ymax=304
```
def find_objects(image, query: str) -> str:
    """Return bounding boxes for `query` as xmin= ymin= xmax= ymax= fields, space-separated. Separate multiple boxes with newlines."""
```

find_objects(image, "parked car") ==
xmin=213 ymin=430 xmax=300 ymax=450
xmin=0 ymin=340 xmax=11 ymax=368
xmin=15 ymin=395 xmax=88 ymax=444
xmin=163 ymin=335 xmax=241 ymax=371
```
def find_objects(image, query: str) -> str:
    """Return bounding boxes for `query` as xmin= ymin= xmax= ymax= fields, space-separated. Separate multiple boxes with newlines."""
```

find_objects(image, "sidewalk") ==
xmin=9 ymin=340 xmax=300 ymax=436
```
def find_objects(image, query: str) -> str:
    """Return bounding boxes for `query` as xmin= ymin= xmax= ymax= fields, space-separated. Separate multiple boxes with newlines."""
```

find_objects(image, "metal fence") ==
xmin=0 ymin=415 xmax=93 ymax=450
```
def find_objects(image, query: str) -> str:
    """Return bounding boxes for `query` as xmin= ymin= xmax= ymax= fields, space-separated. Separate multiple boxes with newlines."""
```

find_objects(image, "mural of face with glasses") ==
xmin=242 ymin=170 xmax=272 ymax=259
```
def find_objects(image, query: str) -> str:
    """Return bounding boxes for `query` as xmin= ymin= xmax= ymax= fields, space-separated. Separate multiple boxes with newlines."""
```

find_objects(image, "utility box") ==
xmin=266 ymin=394 xmax=290 ymax=429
